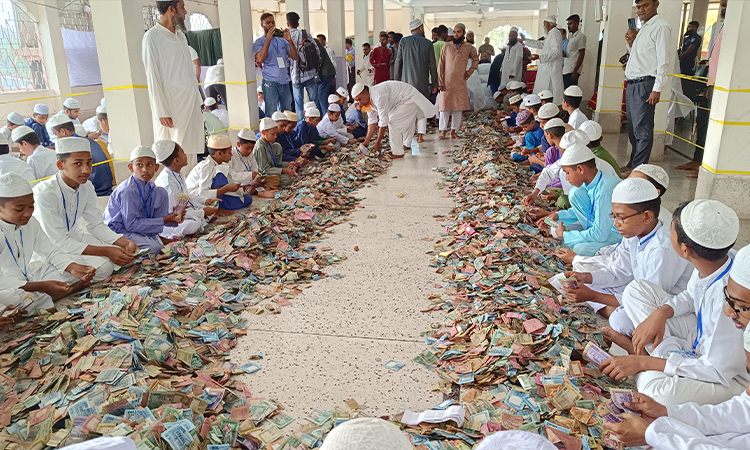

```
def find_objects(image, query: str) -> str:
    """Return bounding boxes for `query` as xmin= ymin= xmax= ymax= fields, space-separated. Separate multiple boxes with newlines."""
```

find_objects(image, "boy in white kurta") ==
xmin=12 ymin=125 xmax=57 ymax=181
xmin=228 ymin=128 xmax=259 ymax=185
xmin=185 ymin=134 xmax=252 ymax=211
xmin=32 ymin=137 xmax=138 ymax=283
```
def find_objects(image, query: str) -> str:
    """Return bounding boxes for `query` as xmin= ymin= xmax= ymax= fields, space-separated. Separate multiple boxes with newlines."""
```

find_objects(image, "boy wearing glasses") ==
xmin=597 ymin=200 xmax=748 ymax=407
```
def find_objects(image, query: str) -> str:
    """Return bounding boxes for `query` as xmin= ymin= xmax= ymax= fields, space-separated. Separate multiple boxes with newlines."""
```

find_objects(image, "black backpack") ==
xmin=298 ymin=30 xmax=321 ymax=73
xmin=314 ymin=39 xmax=336 ymax=78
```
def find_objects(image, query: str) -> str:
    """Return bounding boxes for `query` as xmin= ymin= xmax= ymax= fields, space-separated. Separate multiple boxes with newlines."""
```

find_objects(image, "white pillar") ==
xmin=286 ymin=0 xmax=310 ymax=30
xmin=537 ymin=10 xmax=546 ymax=39
xmin=690 ymin=0 xmax=710 ymax=34
xmin=548 ymin=0 xmax=559 ymax=18
xmin=218 ymin=0 xmax=259 ymax=140
xmin=373 ymin=0 xmax=386 ymax=35
xmin=650 ymin=0 xmax=681 ymax=162
xmin=327 ymin=0 xmax=347 ymax=91
xmin=695 ymin=1 xmax=750 ymax=217
xmin=400 ymin=6 xmax=413 ymax=34
xmin=37 ymin=0 xmax=71 ymax=108
xmin=89 ymin=0 xmax=152 ymax=158
xmin=594 ymin=0 xmax=631 ymax=133
xmin=354 ymin=0 xmax=369 ymax=85
xmin=578 ymin=0 xmax=601 ymax=104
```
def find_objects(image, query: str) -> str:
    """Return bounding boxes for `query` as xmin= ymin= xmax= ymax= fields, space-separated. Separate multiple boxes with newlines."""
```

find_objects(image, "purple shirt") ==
xmin=104 ymin=175 xmax=175 ymax=236
xmin=545 ymin=145 xmax=562 ymax=188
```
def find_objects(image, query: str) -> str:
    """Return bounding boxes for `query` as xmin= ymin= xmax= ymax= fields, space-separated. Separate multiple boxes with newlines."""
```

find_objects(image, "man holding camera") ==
xmin=254 ymin=13 xmax=299 ymax=117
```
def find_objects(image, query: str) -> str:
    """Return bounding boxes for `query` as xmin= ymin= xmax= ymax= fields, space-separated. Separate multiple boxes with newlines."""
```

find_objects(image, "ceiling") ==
xmin=393 ymin=0 xmax=547 ymax=14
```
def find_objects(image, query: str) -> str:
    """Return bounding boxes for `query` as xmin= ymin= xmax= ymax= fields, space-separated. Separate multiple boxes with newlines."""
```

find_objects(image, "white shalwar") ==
xmin=622 ymin=257 xmax=748 ymax=406
xmin=26 ymin=147 xmax=57 ymax=181
xmin=439 ymin=111 xmax=462 ymax=131
xmin=367 ymin=81 xmax=438 ymax=156
xmin=525 ymin=28 xmax=565 ymax=104
xmin=228 ymin=147 xmax=259 ymax=184
xmin=142 ymin=24 xmax=204 ymax=157
xmin=33 ymin=174 xmax=122 ymax=282
xmin=317 ymin=115 xmax=352 ymax=145
xmin=0 ymin=154 xmax=35 ymax=182
xmin=644 ymin=391 xmax=750 ymax=450
xmin=154 ymin=167 xmax=209 ymax=239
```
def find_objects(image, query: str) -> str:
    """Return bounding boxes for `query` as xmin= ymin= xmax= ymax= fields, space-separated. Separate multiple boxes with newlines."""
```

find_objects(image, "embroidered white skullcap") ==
xmin=130 ymin=145 xmax=155 ymax=161
xmin=681 ymin=199 xmax=739 ymax=249
xmin=507 ymin=81 xmax=520 ymax=90
xmin=559 ymin=143 xmax=595 ymax=166
xmin=564 ymin=85 xmax=583 ymax=97
xmin=0 ymin=173 xmax=32 ymax=198
xmin=238 ymin=128 xmax=256 ymax=142
xmin=476 ymin=430 xmax=557 ymax=450
xmin=260 ymin=118 xmax=277 ymax=131
xmin=74 ymin=124 xmax=87 ymax=137
xmin=33 ymin=104 xmax=49 ymax=115
xmin=56 ymin=137 xmax=90 ymax=155
xmin=336 ymin=87 xmax=349 ymax=98
xmin=508 ymin=94 xmax=523 ymax=104
xmin=744 ymin=324 xmax=750 ymax=352
xmin=48 ymin=113 xmax=72 ymax=128
xmin=319 ymin=418 xmax=412 ymax=450
xmin=538 ymin=103 xmax=560 ymax=120
xmin=153 ymin=140 xmax=177 ymax=163
xmin=207 ymin=134 xmax=232 ymax=149
xmin=559 ymin=129 xmax=590 ymax=150
xmin=306 ymin=107 xmax=321 ymax=118
xmin=632 ymin=164 xmax=670 ymax=189
xmin=328 ymin=103 xmax=341 ymax=113
xmin=304 ymin=101 xmax=316 ymax=110
xmin=730 ymin=244 xmax=750 ymax=292
xmin=11 ymin=126 xmax=35 ymax=143
xmin=517 ymin=81 xmax=527 ymax=90
xmin=493 ymin=91 xmax=503 ymax=100
xmin=539 ymin=89 xmax=554 ymax=100
xmin=545 ymin=15 xmax=558 ymax=25
xmin=352 ymin=83 xmax=366 ymax=98
xmin=204 ymin=97 xmax=217 ymax=107
xmin=612 ymin=177 xmax=658 ymax=204
xmin=58 ymin=436 xmax=137 ymax=450
xmin=328 ymin=94 xmax=340 ymax=104
xmin=96 ymin=105 xmax=107 ymax=115
xmin=284 ymin=111 xmax=298 ymax=122
xmin=6 ymin=113 xmax=24 ymax=126
xmin=524 ymin=94 xmax=542 ymax=106
xmin=63 ymin=98 xmax=80 ymax=109
xmin=543 ymin=117 xmax=566 ymax=130
xmin=579 ymin=120 xmax=603 ymax=141
xmin=510 ymin=27 xmax=519 ymax=33
xmin=409 ymin=18 xmax=424 ymax=31
xmin=271 ymin=111 xmax=288 ymax=122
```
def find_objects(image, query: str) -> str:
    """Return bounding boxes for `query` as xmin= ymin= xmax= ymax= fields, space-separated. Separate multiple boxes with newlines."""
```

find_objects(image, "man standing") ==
xmin=431 ymin=27 xmax=439 ymax=43
xmin=678 ymin=20 xmax=702 ymax=102
xmin=254 ymin=13 xmax=299 ymax=117
xmin=142 ymin=0 xmax=204 ymax=167
xmin=357 ymin=43 xmax=374 ymax=86
xmin=563 ymin=14 xmax=587 ymax=88
xmin=478 ymin=37 xmax=495 ymax=57
xmin=488 ymin=49 xmax=504 ymax=94
xmin=623 ymin=0 xmax=672 ymax=174
xmin=433 ymin=25 xmax=448 ymax=68
xmin=437 ymin=24 xmax=478 ymax=140
xmin=315 ymin=34 xmax=338 ymax=112
xmin=204 ymin=58 xmax=226 ymax=105
xmin=345 ymin=39 xmax=355 ymax=100
xmin=501 ymin=27 xmax=524 ymax=87
xmin=370 ymin=33 xmax=392 ymax=85
xmin=394 ymin=19 xmax=438 ymax=144
xmin=287 ymin=12 xmax=319 ymax=121
xmin=525 ymin=16 xmax=565 ymax=104
xmin=466 ymin=31 xmax=476 ymax=47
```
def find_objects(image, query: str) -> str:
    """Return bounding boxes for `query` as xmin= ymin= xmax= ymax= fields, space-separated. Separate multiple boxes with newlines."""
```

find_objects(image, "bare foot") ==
xmin=685 ymin=170 xmax=699 ymax=179
xmin=417 ymin=134 xmax=424 ymax=143
xmin=258 ymin=190 xmax=277 ymax=199
xmin=676 ymin=161 xmax=700 ymax=171
xmin=439 ymin=131 xmax=447 ymax=140
xmin=620 ymin=169 xmax=631 ymax=178
xmin=451 ymin=130 xmax=460 ymax=139
xmin=602 ymin=327 xmax=635 ymax=354
xmin=390 ymin=153 xmax=405 ymax=159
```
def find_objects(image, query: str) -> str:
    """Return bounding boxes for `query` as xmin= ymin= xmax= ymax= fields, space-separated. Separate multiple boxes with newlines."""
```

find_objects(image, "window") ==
xmin=59 ymin=0 xmax=93 ymax=32
xmin=189 ymin=13 xmax=212 ymax=31
xmin=143 ymin=5 xmax=160 ymax=31
xmin=0 ymin=0 xmax=49 ymax=91
xmin=486 ymin=24 xmax=531 ymax=53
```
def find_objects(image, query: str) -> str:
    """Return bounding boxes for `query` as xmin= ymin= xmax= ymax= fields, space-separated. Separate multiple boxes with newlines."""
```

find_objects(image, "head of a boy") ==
xmin=12 ymin=127 xmax=40 ymax=157
xmin=260 ymin=118 xmax=278 ymax=143
xmin=508 ymin=96 xmax=522 ymax=113
xmin=56 ymin=137 xmax=93 ymax=186
xmin=98 ymin=113 xmax=109 ymax=133
xmin=236 ymin=129 xmax=256 ymax=157
xmin=328 ymin=110 xmax=341 ymax=122
xmin=725 ymin=246 xmax=750 ymax=330
xmin=610 ymin=178 xmax=660 ymax=239
xmin=207 ymin=134 xmax=233 ymax=164
xmin=0 ymin=174 xmax=34 ymax=226
xmin=562 ymin=94 xmax=582 ymax=111
xmin=671 ymin=199 xmax=738 ymax=264
xmin=129 ymin=146 xmax=158 ymax=183
xmin=155 ymin=140 xmax=186 ymax=171
xmin=49 ymin=114 xmax=76 ymax=139
xmin=559 ymin=144 xmax=596 ymax=187
xmin=543 ymin=120 xmax=566 ymax=145
xmin=519 ymin=113 xmax=536 ymax=132
xmin=629 ymin=164 xmax=668 ymax=198
xmin=306 ymin=116 xmax=321 ymax=126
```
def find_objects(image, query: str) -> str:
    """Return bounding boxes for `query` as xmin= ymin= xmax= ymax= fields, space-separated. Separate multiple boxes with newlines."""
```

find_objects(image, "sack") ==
xmin=298 ymin=30 xmax=321 ymax=73
xmin=314 ymin=39 xmax=336 ymax=78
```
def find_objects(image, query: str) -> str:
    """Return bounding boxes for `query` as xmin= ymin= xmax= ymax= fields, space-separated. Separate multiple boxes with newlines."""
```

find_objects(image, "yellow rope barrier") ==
xmin=29 ymin=158 xmax=131 ymax=184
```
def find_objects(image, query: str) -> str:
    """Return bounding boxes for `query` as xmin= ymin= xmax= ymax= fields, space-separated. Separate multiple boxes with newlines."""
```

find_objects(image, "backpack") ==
xmin=298 ymin=30 xmax=321 ymax=73
xmin=314 ymin=38 xmax=336 ymax=78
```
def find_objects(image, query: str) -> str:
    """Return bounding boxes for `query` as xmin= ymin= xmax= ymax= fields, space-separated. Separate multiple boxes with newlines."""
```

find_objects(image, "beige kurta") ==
xmin=438 ymin=41 xmax=479 ymax=112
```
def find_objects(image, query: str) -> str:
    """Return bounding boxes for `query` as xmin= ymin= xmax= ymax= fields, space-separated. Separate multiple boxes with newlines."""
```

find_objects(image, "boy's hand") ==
xmin=103 ymin=246 xmax=135 ymax=266
xmin=555 ymin=248 xmax=576 ymax=264
xmin=164 ymin=213 xmax=184 ymax=224
xmin=205 ymin=197 xmax=221 ymax=205
xmin=282 ymin=167 xmax=296 ymax=176
xmin=536 ymin=212 xmax=557 ymax=228
xmin=122 ymin=239 xmax=139 ymax=255
xmin=66 ymin=263 xmax=95 ymax=282
xmin=554 ymin=221 xmax=565 ymax=238
xmin=523 ymin=192 xmax=538 ymax=207
xmin=626 ymin=393 xmax=668 ymax=420
xmin=225 ymin=183 xmax=241 ymax=193
xmin=562 ymin=283 xmax=596 ymax=303
xmin=632 ymin=308 xmax=669 ymax=355
xmin=602 ymin=414 xmax=649 ymax=447
xmin=203 ymin=207 xmax=218 ymax=217
xmin=40 ymin=281 xmax=73 ymax=298
xmin=564 ymin=271 xmax=593 ymax=285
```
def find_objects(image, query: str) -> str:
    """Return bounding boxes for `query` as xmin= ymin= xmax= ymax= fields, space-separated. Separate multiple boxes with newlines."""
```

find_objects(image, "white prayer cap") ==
xmin=74 ymin=125 xmax=86 ymax=137
xmin=306 ymin=107 xmax=321 ymax=118
xmin=518 ymin=82 xmax=527 ymax=89
xmin=448 ymin=28 xmax=454 ymax=37
xmin=153 ymin=140 xmax=177 ymax=163
xmin=510 ymin=27 xmax=519 ymax=33
xmin=0 ymin=173 xmax=32 ymax=198
xmin=632 ymin=164 xmax=669 ymax=189
xmin=524 ymin=94 xmax=541 ymax=106
xmin=101 ymin=98 xmax=106 ymax=107
xmin=543 ymin=117 xmax=565 ymax=130
xmin=409 ymin=18 xmax=424 ymax=31
xmin=260 ymin=118 xmax=277 ymax=131
xmin=11 ymin=126 xmax=34 ymax=143
xmin=744 ymin=324 xmax=750 ymax=352
xmin=475 ymin=430 xmax=558 ymax=450
xmin=508 ymin=94 xmax=523 ymax=104
xmin=328 ymin=94 xmax=340 ymax=104
xmin=63 ymin=98 xmax=80 ymax=109
xmin=271 ymin=111 xmax=288 ymax=122
xmin=96 ymin=105 xmax=107 ymax=115
xmin=336 ymin=87 xmax=349 ymax=98
xmin=217 ymin=58 xmax=224 ymax=64
xmin=612 ymin=177 xmax=658 ymax=205
xmin=538 ymin=103 xmax=560 ymax=120
xmin=284 ymin=111 xmax=298 ymax=122
xmin=559 ymin=143 xmax=595 ymax=166
xmin=319 ymin=418 xmax=412 ymax=450
xmin=352 ymin=83 xmax=367 ymax=98
xmin=204 ymin=97 xmax=217 ymax=107
xmin=207 ymin=134 xmax=232 ymax=149
xmin=328 ymin=103 xmax=341 ymax=113
xmin=455 ymin=23 xmax=466 ymax=31
xmin=130 ymin=145 xmax=156 ymax=161
xmin=730 ymin=244 xmax=750 ymax=291
xmin=507 ymin=81 xmax=520 ymax=90
xmin=545 ymin=15 xmax=558 ymax=25
xmin=498 ymin=83 xmax=507 ymax=91
xmin=304 ymin=101 xmax=316 ymax=110
xmin=6 ymin=112 xmax=24 ymax=125
xmin=680 ymin=199 xmax=739 ymax=249
xmin=493 ymin=91 xmax=503 ymax=100
xmin=238 ymin=128 xmax=256 ymax=142
xmin=579 ymin=120 xmax=603 ymax=141
xmin=48 ymin=113 xmax=73 ymax=128
xmin=559 ymin=129 xmax=589 ymax=149
xmin=33 ymin=104 xmax=49 ymax=115
xmin=58 ymin=436 xmax=137 ymax=450
xmin=467 ymin=30 xmax=474 ymax=34
xmin=56 ymin=137 xmax=90 ymax=155
xmin=564 ymin=85 xmax=583 ymax=97
xmin=257 ymin=85 xmax=263 ymax=93
xmin=539 ymin=89 xmax=554 ymax=100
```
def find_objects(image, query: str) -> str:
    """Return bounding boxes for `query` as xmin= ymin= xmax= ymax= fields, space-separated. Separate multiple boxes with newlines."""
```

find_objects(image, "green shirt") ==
xmin=253 ymin=137 xmax=287 ymax=176
xmin=433 ymin=39 xmax=446 ymax=67
xmin=591 ymin=145 xmax=622 ymax=178
xmin=202 ymin=111 xmax=228 ymax=143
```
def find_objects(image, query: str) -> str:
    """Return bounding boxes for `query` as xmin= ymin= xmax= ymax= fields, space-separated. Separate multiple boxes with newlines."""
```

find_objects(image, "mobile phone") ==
xmin=627 ymin=18 xmax=637 ymax=31
xmin=273 ymin=29 xmax=284 ymax=38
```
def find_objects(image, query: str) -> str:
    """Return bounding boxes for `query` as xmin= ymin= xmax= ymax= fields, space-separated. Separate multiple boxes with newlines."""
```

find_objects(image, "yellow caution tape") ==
xmin=700 ymin=162 xmax=750 ymax=175
xmin=713 ymin=86 xmax=750 ymax=93
xmin=710 ymin=118 xmax=750 ymax=126
xmin=598 ymin=84 xmax=624 ymax=90
xmin=29 ymin=158 xmax=130 ymax=184
xmin=600 ymin=64 xmax=623 ymax=68
xmin=656 ymin=130 xmax=705 ymax=151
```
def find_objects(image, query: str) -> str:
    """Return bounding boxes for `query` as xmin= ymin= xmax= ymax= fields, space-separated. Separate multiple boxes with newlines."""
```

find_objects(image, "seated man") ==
xmin=0 ymin=173 xmax=95 ymax=313
xmin=24 ymin=104 xmax=54 ymax=148
xmin=253 ymin=118 xmax=296 ymax=198
xmin=0 ymin=143 xmax=34 ymax=182
xmin=82 ymin=98 xmax=106 ymax=140
xmin=12 ymin=125 xmax=56 ymax=181
xmin=580 ymin=120 xmax=622 ymax=178
xmin=295 ymin=107 xmax=335 ymax=159
xmin=0 ymin=113 xmax=24 ymax=149
xmin=47 ymin=98 xmax=81 ymax=144
xmin=104 ymin=146 xmax=184 ymax=254
xmin=317 ymin=104 xmax=358 ymax=147
xmin=33 ymin=137 xmax=138 ymax=283
xmin=186 ymin=134 xmax=252 ymax=211
xmin=600 ymin=200 xmax=748 ymax=407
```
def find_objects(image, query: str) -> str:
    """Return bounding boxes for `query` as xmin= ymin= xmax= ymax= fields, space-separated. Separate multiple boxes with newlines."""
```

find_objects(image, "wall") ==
xmin=425 ymin=15 xmax=538 ymax=42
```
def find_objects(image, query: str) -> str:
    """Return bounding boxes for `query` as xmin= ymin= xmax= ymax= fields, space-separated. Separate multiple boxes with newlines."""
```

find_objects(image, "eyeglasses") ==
xmin=608 ymin=211 xmax=641 ymax=225
xmin=724 ymin=287 xmax=750 ymax=317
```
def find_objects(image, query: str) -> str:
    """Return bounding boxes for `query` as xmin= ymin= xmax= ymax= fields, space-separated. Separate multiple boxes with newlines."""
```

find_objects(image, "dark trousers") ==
xmin=694 ymin=86 xmax=712 ymax=162
xmin=563 ymin=73 xmax=578 ymax=89
xmin=205 ymin=84 xmax=226 ymax=105
xmin=625 ymin=78 xmax=656 ymax=169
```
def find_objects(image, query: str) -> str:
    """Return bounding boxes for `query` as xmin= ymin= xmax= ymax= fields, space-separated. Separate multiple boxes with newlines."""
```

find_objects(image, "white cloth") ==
xmin=82 ymin=116 xmax=99 ymax=134
xmin=525 ymin=28 xmax=565 ymax=104
xmin=417 ymin=118 xmax=426 ymax=135
xmin=567 ymin=108 xmax=586 ymax=129
xmin=26 ymin=147 xmax=57 ymax=181
xmin=646 ymin=415 xmax=748 ymax=450
xmin=228 ymin=147 xmax=259 ymax=184
xmin=358 ymin=52 xmax=375 ymax=86
xmin=0 ymin=126 xmax=12 ymax=148
xmin=317 ymin=115 xmax=351 ymax=145
xmin=59 ymin=437 xmax=137 ymax=450
xmin=142 ymin=24 xmax=204 ymax=155
xmin=439 ymin=111 xmax=462 ymax=131
xmin=563 ymin=30 xmax=587 ymax=75
xmin=535 ymin=156 xmax=617 ymax=195
xmin=154 ymin=167 xmax=207 ymax=239
xmin=320 ymin=418 xmax=412 ymax=450
xmin=625 ymin=13 xmax=673 ymax=93
xmin=500 ymin=42 xmax=524 ymax=87
xmin=185 ymin=156 xmax=240 ymax=199
xmin=0 ymin=154 xmax=34 ymax=182
xmin=204 ymin=61 xmax=224 ymax=87
xmin=211 ymin=109 xmax=229 ymax=128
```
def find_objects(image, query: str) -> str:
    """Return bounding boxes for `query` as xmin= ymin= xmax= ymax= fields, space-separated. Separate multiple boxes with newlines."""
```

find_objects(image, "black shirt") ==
xmin=680 ymin=31 xmax=702 ymax=75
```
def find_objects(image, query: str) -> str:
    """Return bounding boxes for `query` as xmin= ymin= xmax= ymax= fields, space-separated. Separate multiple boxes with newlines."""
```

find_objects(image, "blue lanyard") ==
xmin=235 ymin=148 xmax=252 ymax=172
xmin=5 ymin=230 xmax=28 ymax=281
xmin=267 ymin=146 xmax=278 ymax=168
xmin=586 ymin=171 xmax=603 ymax=228
xmin=57 ymin=178 xmax=79 ymax=232
xmin=639 ymin=226 xmax=659 ymax=247
xmin=135 ymin=181 xmax=154 ymax=219
xmin=169 ymin=170 xmax=193 ymax=208
xmin=694 ymin=259 xmax=734 ymax=350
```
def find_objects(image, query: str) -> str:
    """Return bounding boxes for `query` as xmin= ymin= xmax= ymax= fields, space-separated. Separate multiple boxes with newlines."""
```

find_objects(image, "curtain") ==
xmin=61 ymin=28 xmax=102 ymax=87
xmin=186 ymin=29 xmax=223 ymax=66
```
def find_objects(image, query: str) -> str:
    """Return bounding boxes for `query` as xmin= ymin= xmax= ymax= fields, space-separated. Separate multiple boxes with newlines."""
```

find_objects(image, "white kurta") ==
xmin=500 ymin=42 xmax=524 ymax=87
xmin=228 ymin=147 xmax=259 ymax=184
xmin=154 ymin=168 xmax=207 ymax=239
xmin=0 ymin=154 xmax=34 ymax=182
xmin=358 ymin=53 xmax=375 ymax=86
xmin=211 ymin=109 xmax=229 ymax=128
xmin=46 ymin=111 xmax=80 ymax=144
xmin=526 ymin=28 xmax=565 ymax=104
xmin=567 ymin=108 xmax=586 ymax=129
xmin=142 ymin=24 xmax=204 ymax=155
xmin=0 ymin=125 xmax=12 ymax=148
xmin=317 ymin=115 xmax=351 ymax=145
xmin=185 ymin=156 xmax=242 ymax=199
xmin=26 ymin=147 xmax=57 ymax=181
xmin=204 ymin=62 xmax=224 ymax=87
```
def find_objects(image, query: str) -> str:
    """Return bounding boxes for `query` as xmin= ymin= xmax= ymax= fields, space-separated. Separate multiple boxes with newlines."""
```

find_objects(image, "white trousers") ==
xmin=388 ymin=103 xmax=423 ymax=155
xmin=160 ymin=208 xmax=205 ymax=239
xmin=0 ymin=261 xmax=81 ymax=313
xmin=439 ymin=111 xmax=463 ymax=131
xmin=417 ymin=118 xmax=426 ymax=135
xmin=623 ymin=280 xmax=746 ymax=406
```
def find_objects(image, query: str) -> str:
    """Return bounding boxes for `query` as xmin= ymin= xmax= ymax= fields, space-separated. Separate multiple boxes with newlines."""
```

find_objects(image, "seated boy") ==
xmin=317 ymin=104 xmax=358 ymax=146
xmin=47 ymin=98 xmax=81 ymax=144
xmin=499 ymin=94 xmax=523 ymax=132
xmin=1 ymin=113 xmax=23 ymax=150
xmin=538 ymin=89 xmax=554 ymax=105
xmin=525 ymin=117 xmax=565 ymax=183
xmin=12 ymin=125 xmax=57 ymax=181
xmin=510 ymin=110 xmax=544 ymax=169
xmin=0 ymin=172 xmax=96 ymax=313
xmin=277 ymin=111 xmax=304 ymax=162
xmin=103 ymin=146 xmax=184 ymax=254
xmin=24 ymin=104 xmax=54 ymax=148
xmin=630 ymin=164 xmax=672 ymax=223
xmin=552 ymin=178 xmax=693 ymax=337
xmin=580 ymin=120 xmax=622 ymax=178
xmin=295 ymin=108 xmax=335 ymax=159
xmin=543 ymin=144 xmax=622 ymax=256
xmin=329 ymin=93 xmax=357 ymax=137
xmin=523 ymin=94 xmax=542 ymax=118
xmin=0 ymin=143 xmax=34 ymax=182
xmin=345 ymin=103 xmax=368 ymax=139
xmin=82 ymin=99 xmax=106 ymax=140
xmin=33 ymin=137 xmax=138 ymax=282
xmin=253 ymin=118 xmax=296 ymax=198
xmin=599 ymin=200 xmax=748 ymax=407
xmin=186 ymin=134 xmax=252 ymax=211
xmin=228 ymin=128 xmax=260 ymax=184
xmin=563 ymin=85 xmax=586 ymax=129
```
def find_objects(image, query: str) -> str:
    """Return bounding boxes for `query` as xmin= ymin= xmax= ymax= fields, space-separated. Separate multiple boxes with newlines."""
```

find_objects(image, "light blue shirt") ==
xmin=558 ymin=170 xmax=621 ymax=248
xmin=253 ymin=36 xmax=291 ymax=84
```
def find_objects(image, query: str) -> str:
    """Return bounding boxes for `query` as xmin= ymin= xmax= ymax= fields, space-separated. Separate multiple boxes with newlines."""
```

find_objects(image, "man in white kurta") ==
xmin=524 ymin=16 xmax=565 ymax=104
xmin=500 ymin=28 xmax=524 ymax=87
xmin=142 ymin=1 xmax=203 ymax=167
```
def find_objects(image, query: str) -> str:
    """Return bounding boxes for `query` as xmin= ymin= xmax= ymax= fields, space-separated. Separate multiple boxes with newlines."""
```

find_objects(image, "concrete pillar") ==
xmin=650 ymin=0 xmax=681 ymax=162
xmin=690 ymin=0 xmax=710 ymax=34
xmin=37 ymin=0 xmax=71 ymax=104
xmin=354 ymin=0 xmax=369 ymax=83
xmin=594 ymin=0 xmax=630 ymax=133
xmin=218 ymin=0 xmax=259 ymax=140
xmin=695 ymin=1 xmax=750 ymax=217
xmin=548 ymin=0 xmax=559 ymax=18
xmin=286 ymin=0 xmax=310 ymax=30
xmin=558 ymin=0 xmax=585 ymax=23
xmin=373 ymin=0 xmax=386 ymax=35
xmin=578 ymin=0 xmax=601 ymax=104
xmin=89 ymin=0 xmax=152 ymax=158
xmin=400 ymin=6 xmax=413 ymax=34
xmin=327 ymin=0 xmax=347 ymax=91
xmin=537 ymin=10 xmax=547 ymax=39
